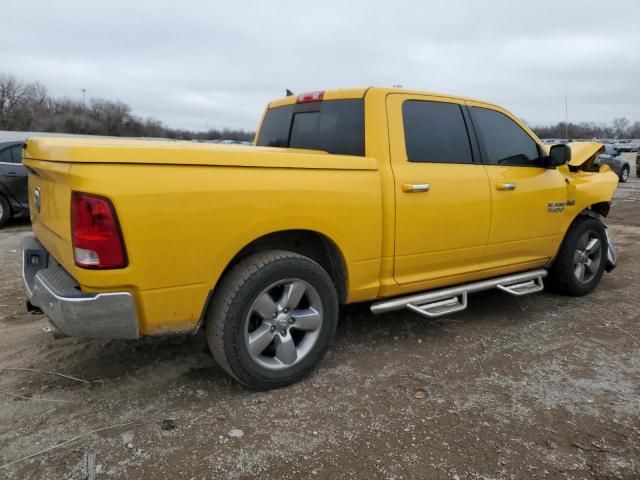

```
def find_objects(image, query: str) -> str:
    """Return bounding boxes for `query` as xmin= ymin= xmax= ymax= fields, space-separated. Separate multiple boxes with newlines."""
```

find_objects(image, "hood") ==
xmin=567 ymin=141 xmax=605 ymax=170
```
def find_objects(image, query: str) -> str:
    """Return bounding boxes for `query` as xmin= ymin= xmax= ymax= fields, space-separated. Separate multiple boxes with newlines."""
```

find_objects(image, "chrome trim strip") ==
xmin=371 ymin=269 xmax=548 ymax=315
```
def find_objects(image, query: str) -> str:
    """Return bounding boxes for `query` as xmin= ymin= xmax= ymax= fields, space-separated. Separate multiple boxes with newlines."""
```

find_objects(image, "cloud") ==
xmin=1 ymin=0 xmax=638 ymax=130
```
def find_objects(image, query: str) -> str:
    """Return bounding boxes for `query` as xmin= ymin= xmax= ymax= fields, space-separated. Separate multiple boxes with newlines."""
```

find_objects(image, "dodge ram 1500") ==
xmin=20 ymin=87 xmax=618 ymax=389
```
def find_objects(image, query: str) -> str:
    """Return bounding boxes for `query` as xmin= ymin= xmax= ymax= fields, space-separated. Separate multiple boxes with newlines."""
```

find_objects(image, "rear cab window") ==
xmin=257 ymin=99 xmax=365 ymax=156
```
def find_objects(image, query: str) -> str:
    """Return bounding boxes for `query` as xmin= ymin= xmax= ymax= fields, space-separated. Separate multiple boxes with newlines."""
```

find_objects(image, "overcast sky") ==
xmin=2 ymin=0 xmax=639 ymax=131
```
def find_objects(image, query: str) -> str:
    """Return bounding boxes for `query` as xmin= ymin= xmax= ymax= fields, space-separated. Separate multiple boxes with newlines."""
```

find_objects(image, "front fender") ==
xmin=562 ymin=168 xmax=618 ymax=234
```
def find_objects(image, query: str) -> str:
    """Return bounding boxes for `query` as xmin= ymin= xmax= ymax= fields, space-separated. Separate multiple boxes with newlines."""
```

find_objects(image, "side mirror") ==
xmin=547 ymin=143 xmax=571 ymax=168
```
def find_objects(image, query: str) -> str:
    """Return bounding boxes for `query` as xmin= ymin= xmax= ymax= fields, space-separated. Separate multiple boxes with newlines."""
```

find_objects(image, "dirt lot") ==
xmin=1 ymin=156 xmax=639 ymax=480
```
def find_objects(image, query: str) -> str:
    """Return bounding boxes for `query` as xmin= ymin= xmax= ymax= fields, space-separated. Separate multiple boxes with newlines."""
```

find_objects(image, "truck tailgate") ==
xmin=23 ymin=157 xmax=75 ymax=273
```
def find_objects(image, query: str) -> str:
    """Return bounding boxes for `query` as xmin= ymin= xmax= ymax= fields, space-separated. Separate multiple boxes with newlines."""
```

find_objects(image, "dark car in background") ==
xmin=0 ymin=141 xmax=28 ymax=227
xmin=596 ymin=144 xmax=631 ymax=183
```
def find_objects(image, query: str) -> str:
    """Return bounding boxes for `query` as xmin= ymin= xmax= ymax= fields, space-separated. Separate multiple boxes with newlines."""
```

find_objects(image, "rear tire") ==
xmin=546 ymin=216 xmax=607 ymax=296
xmin=206 ymin=250 xmax=339 ymax=390
xmin=0 ymin=195 xmax=10 ymax=228
xmin=620 ymin=165 xmax=630 ymax=183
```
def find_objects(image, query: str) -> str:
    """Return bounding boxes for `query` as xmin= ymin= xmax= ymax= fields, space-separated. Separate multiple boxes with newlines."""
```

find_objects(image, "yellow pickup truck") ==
xmin=21 ymin=87 xmax=618 ymax=389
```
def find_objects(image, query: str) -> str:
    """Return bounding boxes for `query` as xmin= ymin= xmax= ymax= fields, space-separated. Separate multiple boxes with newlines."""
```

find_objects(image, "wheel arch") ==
xmin=221 ymin=230 xmax=348 ymax=303
xmin=584 ymin=201 xmax=611 ymax=218
xmin=548 ymin=202 xmax=611 ymax=268
xmin=195 ymin=229 xmax=349 ymax=333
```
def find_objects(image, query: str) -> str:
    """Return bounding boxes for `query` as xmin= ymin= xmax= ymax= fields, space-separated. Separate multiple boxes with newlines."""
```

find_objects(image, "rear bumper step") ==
xmin=21 ymin=235 xmax=139 ymax=339
xmin=371 ymin=269 xmax=548 ymax=318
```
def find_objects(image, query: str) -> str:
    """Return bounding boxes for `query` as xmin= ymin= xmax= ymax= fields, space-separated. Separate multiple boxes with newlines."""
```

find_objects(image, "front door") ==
xmin=387 ymin=94 xmax=492 ymax=285
xmin=466 ymin=103 xmax=567 ymax=268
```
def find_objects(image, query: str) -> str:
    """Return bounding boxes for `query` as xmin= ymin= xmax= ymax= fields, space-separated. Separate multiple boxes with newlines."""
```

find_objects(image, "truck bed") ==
xmin=23 ymin=137 xmax=383 ymax=335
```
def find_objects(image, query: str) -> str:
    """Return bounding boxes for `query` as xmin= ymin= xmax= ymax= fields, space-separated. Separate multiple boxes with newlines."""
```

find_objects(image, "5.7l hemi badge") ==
xmin=547 ymin=201 xmax=565 ymax=213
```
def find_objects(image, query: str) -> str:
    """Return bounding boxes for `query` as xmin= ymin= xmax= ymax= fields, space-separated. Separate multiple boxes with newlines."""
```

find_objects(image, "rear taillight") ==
xmin=71 ymin=192 xmax=127 ymax=269
xmin=296 ymin=91 xmax=324 ymax=103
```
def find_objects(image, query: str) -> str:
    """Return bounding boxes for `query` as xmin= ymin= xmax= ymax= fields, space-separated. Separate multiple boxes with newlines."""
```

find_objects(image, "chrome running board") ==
xmin=371 ymin=269 xmax=547 ymax=319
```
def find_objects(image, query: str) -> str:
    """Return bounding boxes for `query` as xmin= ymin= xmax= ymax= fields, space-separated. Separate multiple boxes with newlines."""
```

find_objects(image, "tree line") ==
xmin=1 ymin=73 xmax=639 ymax=141
xmin=533 ymin=117 xmax=640 ymax=140
xmin=0 ymin=74 xmax=253 ymax=141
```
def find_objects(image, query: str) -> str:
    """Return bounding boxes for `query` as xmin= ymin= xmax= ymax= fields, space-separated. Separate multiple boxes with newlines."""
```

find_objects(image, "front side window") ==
xmin=257 ymin=99 xmax=365 ymax=156
xmin=10 ymin=145 xmax=22 ymax=164
xmin=471 ymin=107 xmax=540 ymax=167
xmin=402 ymin=100 xmax=473 ymax=164
xmin=0 ymin=148 xmax=13 ymax=164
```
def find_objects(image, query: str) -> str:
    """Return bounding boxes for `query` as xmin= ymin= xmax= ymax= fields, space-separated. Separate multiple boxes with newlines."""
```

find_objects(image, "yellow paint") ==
xmin=566 ymin=141 xmax=604 ymax=168
xmin=23 ymin=87 xmax=619 ymax=336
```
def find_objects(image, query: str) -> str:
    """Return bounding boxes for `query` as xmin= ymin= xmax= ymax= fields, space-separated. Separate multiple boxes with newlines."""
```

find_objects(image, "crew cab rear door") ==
xmin=387 ymin=94 xmax=491 ymax=285
xmin=466 ymin=102 xmax=566 ymax=267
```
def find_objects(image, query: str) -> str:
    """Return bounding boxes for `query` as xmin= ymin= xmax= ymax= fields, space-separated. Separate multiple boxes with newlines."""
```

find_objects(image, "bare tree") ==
xmin=0 ymin=75 xmax=48 ymax=130
xmin=612 ymin=117 xmax=630 ymax=139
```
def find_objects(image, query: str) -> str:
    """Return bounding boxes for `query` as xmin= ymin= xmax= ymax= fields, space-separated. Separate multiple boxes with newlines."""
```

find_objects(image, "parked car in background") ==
xmin=613 ymin=140 xmax=639 ymax=152
xmin=0 ymin=141 xmax=28 ymax=227
xmin=596 ymin=144 xmax=631 ymax=182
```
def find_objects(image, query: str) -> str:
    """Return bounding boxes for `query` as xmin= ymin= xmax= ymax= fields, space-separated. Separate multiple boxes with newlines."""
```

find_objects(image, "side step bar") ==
xmin=371 ymin=269 xmax=547 ymax=319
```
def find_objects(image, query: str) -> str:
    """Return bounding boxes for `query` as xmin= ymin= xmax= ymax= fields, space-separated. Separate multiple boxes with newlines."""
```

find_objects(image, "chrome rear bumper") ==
xmin=21 ymin=235 xmax=139 ymax=339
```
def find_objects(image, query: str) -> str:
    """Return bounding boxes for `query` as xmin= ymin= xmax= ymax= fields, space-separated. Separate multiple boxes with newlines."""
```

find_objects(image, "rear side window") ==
xmin=471 ymin=107 xmax=540 ymax=167
xmin=402 ymin=100 xmax=473 ymax=164
xmin=257 ymin=99 xmax=365 ymax=156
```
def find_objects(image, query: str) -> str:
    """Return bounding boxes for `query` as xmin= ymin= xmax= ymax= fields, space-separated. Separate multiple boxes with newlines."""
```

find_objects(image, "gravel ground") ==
xmin=0 ymin=155 xmax=639 ymax=479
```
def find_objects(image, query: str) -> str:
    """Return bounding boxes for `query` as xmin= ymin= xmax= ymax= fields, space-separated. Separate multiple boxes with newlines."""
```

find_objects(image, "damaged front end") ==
xmin=561 ymin=141 xmax=618 ymax=272
xmin=566 ymin=141 xmax=606 ymax=172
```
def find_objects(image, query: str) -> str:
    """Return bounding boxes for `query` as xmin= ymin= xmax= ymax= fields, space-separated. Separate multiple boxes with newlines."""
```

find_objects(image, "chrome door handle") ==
xmin=496 ymin=182 xmax=516 ymax=191
xmin=402 ymin=183 xmax=430 ymax=193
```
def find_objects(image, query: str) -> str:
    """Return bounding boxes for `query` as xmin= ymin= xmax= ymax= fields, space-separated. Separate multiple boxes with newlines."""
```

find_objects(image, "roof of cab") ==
xmin=267 ymin=86 xmax=502 ymax=110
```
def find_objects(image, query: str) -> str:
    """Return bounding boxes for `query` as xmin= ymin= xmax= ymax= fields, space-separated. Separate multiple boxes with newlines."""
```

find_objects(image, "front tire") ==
xmin=546 ymin=216 xmax=607 ymax=296
xmin=206 ymin=250 xmax=339 ymax=390
xmin=620 ymin=165 xmax=630 ymax=183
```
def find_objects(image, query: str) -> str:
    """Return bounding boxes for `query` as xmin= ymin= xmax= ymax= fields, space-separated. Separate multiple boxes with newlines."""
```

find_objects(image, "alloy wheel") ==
xmin=621 ymin=167 xmax=629 ymax=182
xmin=244 ymin=279 xmax=323 ymax=370
xmin=573 ymin=231 xmax=602 ymax=284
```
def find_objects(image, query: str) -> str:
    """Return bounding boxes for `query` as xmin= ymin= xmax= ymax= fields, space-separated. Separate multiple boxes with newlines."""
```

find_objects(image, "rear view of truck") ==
xmin=22 ymin=151 xmax=138 ymax=338
xmin=20 ymin=90 xmax=383 ymax=390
